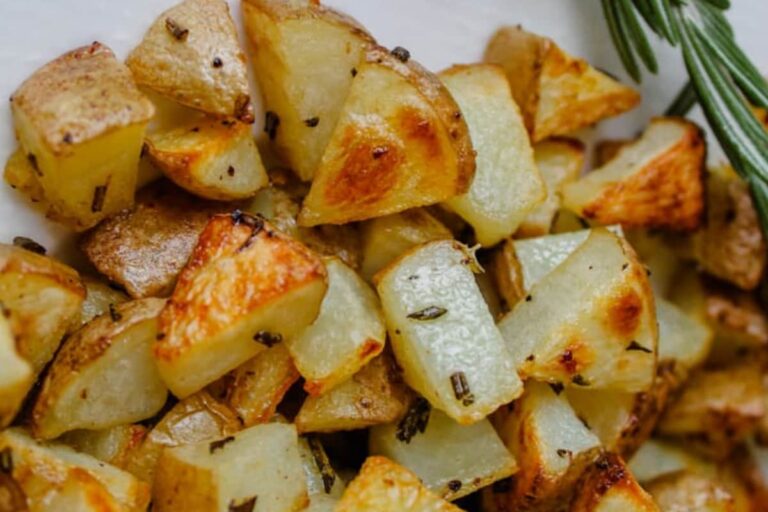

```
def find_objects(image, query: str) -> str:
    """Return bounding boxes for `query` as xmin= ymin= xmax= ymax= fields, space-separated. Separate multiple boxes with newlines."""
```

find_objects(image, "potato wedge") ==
xmin=0 ymin=427 xmax=149 ymax=511
xmin=375 ymin=240 xmax=523 ymax=424
xmin=298 ymin=436 xmax=345 ymax=510
xmin=0 ymin=307 xmax=32 ymax=428
xmin=288 ymin=257 xmax=385 ymax=395
xmin=498 ymin=229 xmax=657 ymax=392
xmin=154 ymin=212 xmax=327 ymax=397
xmin=126 ymin=0 xmax=253 ymax=122
xmin=79 ymin=276 xmax=129 ymax=325
xmin=298 ymin=45 xmax=475 ymax=226
xmin=570 ymin=453 xmax=659 ymax=512
xmin=60 ymin=424 xmax=147 ymax=469
xmin=486 ymin=382 xmax=601 ymax=511
xmin=562 ymin=117 xmax=706 ymax=231
xmin=153 ymin=423 xmax=308 ymax=512
xmin=360 ymin=209 xmax=452 ymax=282
xmin=81 ymin=180 xmax=230 ymax=299
xmin=31 ymin=298 xmax=168 ymax=440
xmin=241 ymin=0 xmax=376 ymax=181
xmin=483 ymin=26 xmax=640 ymax=142
xmin=516 ymin=138 xmax=585 ymax=238
xmin=145 ymin=118 xmax=268 ymax=200
xmin=336 ymin=456 xmax=462 ymax=512
xmin=645 ymin=472 xmax=736 ymax=512
xmin=11 ymin=42 xmax=153 ymax=230
xmin=0 ymin=243 xmax=85 ymax=376
xmin=225 ymin=343 xmax=299 ymax=426
xmin=295 ymin=353 xmax=411 ymax=434
xmin=370 ymin=408 xmax=517 ymax=500
xmin=439 ymin=64 xmax=545 ymax=247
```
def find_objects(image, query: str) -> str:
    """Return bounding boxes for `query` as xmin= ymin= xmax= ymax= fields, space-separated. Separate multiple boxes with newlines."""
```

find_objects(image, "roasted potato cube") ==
xmin=124 ymin=391 xmax=240 ymax=483
xmin=298 ymin=436 xmax=345 ymax=510
xmin=0 ymin=243 xmax=85 ymax=376
xmin=562 ymin=117 xmax=706 ymax=231
xmin=241 ymin=0 xmax=376 ymax=181
xmin=483 ymin=26 xmax=640 ymax=142
xmin=486 ymin=382 xmax=601 ymax=511
xmin=154 ymin=213 xmax=327 ymax=397
xmin=658 ymin=361 xmax=765 ymax=459
xmin=127 ymin=0 xmax=253 ymax=122
xmin=375 ymin=240 xmax=523 ymax=424
xmin=570 ymin=453 xmax=659 ymax=512
xmin=60 ymin=424 xmax=147 ymax=469
xmin=516 ymin=138 xmax=585 ymax=238
xmin=11 ymin=42 xmax=153 ymax=230
xmin=81 ymin=180 xmax=230 ymax=299
xmin=0 ymin=427 xmax=149 ymax=511
xmin=0 ymin=307 xmax=32 ymax=428
xmin=288 ymin=257 xmax=385 ymax=395
xmin=628 ymin=438 xmax=702 ymax=484
xmin=360 ymin=209 xmax=452 ymax=282
xmin=31 ymin=298 xmax=168 ymax=439
xmin=145 ymin=118 xmax=268 ymax=200
xmin=153 ymin=423 xmax=308 ymax=512
xmin=498 ymin=229 xmax=657 ymax=392
xmin=646 ymin=471 xmax=736 ymax=512
xmin=439 ymin=64 xmax=545 ymax=247
xmin=336 ymin=456 xmax=462 ymax=512
xmin=298 ymin=46 xmax=475 ymax=226
xmin=225 ymin=343 xmax=299 ymax=426
xmin=79 ymin=276 xmax=129 ymax=325
xmin=295 ymin=353 xmax=411 ymax=434
xmin=369 ymin=408 xmax=517 ymax=500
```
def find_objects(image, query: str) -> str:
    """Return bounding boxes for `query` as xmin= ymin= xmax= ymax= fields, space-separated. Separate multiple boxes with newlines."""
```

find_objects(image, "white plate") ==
xmin=1 ymin=0 xmax=766 ymax=261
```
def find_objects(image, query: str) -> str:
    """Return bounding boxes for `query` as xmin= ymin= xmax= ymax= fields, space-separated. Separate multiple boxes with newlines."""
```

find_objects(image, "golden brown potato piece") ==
xmin=336 ymin=456 xmax=462 ymax=512
xmin=81 ymin=180 xmax=229 ymax=299
xmin=154 ymin=212 xmax=327 ymax=397
xmin=145 ymin=118 xmax=268 ymax=200
xmin=79 ymin=276 xmax=129 ymax=326
xmin=483 ymin=26 xmax=640 ymax=142
xmin=60 ymin=424 xmax=147 ymax=469
xmin=31 ymin=299 xmax=168 ymax=440
xmin=126 ymin=0 xmax=253 ymax=122
xmin=298 ymin=45 xmax=475 ymax=226
xmin=646 ymin=471 xmax=736 ymax=512
xmin=0 ymin=244 xmax=85 ymax=376
xmin=516 ymin=138 xmax=585 ymax=238
xmin=241 ymin=0 xmax=376 ymax=181
xmin=295 ymin=354 xmax=411 ymax=434
xmin=563 ymin=117 xmax=706 ymax=231
xmin=11 ymin=42 xmax=153 ymax=230
xmin=0 ymin=307 xmax=32 ymax=428
xmin=570 ymin=453 xmax=659 ymax=512
xmin=224 ymin=343 xmax=299 ymax=427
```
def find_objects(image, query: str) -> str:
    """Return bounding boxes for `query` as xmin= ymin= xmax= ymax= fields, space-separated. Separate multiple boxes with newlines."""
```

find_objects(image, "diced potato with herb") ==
xmin=154 ymin=213 xmax=327 ymax=398
xmin=0 ymin=427 xmax=149 ymax=511
xmin=484 ymin=26 xmax=640 ymax=142
xmin=295 ymin=354 xmax=412 ymax=434
xmin=369 ymin=408 xmax=517 ymax=500
xmin=125 ymin=391 xmax=241 ymax=483
xmin=298 ymin=46 xmax=475 ymax=226
xmin=0 ymin=308 xmax=32 ymax=428
xmin=498 ymin=229 xmax=657 ymax=392
xmin=79 ymin=276 xmax=129 ymax=325
xmin=375 ymin=240 xmax=523 ymax=424
xmin=0 ymin=243 xmax=85 ymax=377
xmin=562 ymin=117 xmax=706 ymax=231
xmin=287 ymin=257 xmax=385 ymax=395
xmin=10 ymin=42 xmax=153 ymax=230
xmin=645 ymin=472 xmax=736 ymax=512
xmin=241 ymin=0 xmax=376 ymax=181
xmin=145 ymin=118 xmax=268 ymax=200
xmin=127 ymin=0 xmax=254 ymax=122
xmin=31 ymin=299 xmax=168 ymax=440
xmin=486 ymin=382 xmax=601 ymax=511
xmin=439 ymin=64 xmax=545 ymax=247
xmin=298 ymin=436 xmax=345 ymax=511
xmin=336 ymin=456 xmax=463 ymax=512
xmin=60 ymin=424 xmax=147 ymax=469
xmin=516 ymin=138 xmax=585 ymax=238
xmin=360 ymin=209 xmax=452 ymax=282
xmin=570 ymin=453 xmax=659 ymax=512
xmin=225 ymin=343 xmax=299 ymax=426
xmin=153 ymin=423 xmax=308 ymax=512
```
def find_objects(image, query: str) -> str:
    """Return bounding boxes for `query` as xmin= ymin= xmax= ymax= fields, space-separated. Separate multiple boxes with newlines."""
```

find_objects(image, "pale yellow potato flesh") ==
xmin=0 ymin=309 xmax=32 ymax=428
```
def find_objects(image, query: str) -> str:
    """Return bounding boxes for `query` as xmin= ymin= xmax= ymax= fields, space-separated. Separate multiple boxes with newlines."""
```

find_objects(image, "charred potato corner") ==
xmin=2 ymin=0 xmax=768 ymax=511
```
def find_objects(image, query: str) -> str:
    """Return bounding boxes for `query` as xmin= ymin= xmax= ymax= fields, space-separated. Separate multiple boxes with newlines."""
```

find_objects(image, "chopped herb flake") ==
xmin=209 ymin=436 xmax=235 ymax=454
xmin=227 ymin=166 xmax=236 ymax=177
xmin=626 ymin=340 xmax=652 ymax=353
xmin=548 ymin=382 xmax=564 ymax=395
xmin=407 ymin=306 xmax=447 ymax=321
xmin=396 ymin=397 xmax=430 ymax=443
xmin=253 ymin=331 xmax=282 ymax=347
xmin=228 ymin=496 xmax=257 ymax=512
xmin=108 ymin=304 xmax=122 ymax=322
xmin=264 ymin=111 xmax=280 ymax=140
xmin=307 ymin=436 xmax=336 ymax=494
xmin=304 ymin=117 xmax=320 ymax=127
xmin=450 ymin=372 xmax=475 ymax=406
xmin=556 ymin=448 xmax=571 ymax=458
xmin=91 ymin=185 xmax=107 ymax=213
xmin=12 ymin=236 xmax=46 ymax=255
xmin=165 ymin=18 xmax=189 ymax=41
xmin=350 ymin=67 xmax=358 ymax=77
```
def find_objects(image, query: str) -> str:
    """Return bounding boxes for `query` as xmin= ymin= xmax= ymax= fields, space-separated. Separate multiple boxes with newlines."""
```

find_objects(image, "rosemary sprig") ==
xmin=602 ymin=0 xmax=768 ymax=237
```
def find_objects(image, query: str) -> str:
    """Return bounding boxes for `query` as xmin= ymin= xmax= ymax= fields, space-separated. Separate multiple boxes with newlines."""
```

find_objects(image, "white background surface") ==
xmin=1 ymin=0 xmax=767 ymax=260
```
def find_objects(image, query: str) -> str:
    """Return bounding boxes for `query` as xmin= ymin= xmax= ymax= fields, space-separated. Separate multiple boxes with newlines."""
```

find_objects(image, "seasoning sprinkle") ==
xmin=525 ymin=295 xmax=532 ymax=302
xmin=622 ymin=263 xmax=629 ymax=271
xmin=165 ymin=18 xmax=189 ymax=41
xmin=390 ymin=46 xmax=411 ymax=62
xmin=407 ymin=306 xmax=447 ymax=321
xmin=525 ymin=354 xmax=535 ymax=362
xmin=108 ymin=304 xmax=122 ymax=322
xmin=304 ymin=117 xmax=320 ymax=128
xmin=156 ymin=333 xmax=166 ymax=341
xmin=228 ymin=496 xmax=257 ymax=512
xmin=548 ymin=382 xmax=564 ymax=395
xmin=91 ymin=185 xmax=107 ymax=213
xmin=12 ymin=236 xmax=46 ymax=255
xmin=556 ymin=448 xmax=571 ymax=458
xmin=227 ymin=166 xmax=236 ymax=177
xmin=447 ymin=480 xmax=462 ymax=492
xmin=396 ymin=397 xmax=431 ymax=443
xmin=212 ymin=56 xmax=223 ymax=68
xmin=253 ymin=331 xmax=282 ymax=347
xmin=450 ymin=371 xmax=475 ymax=406
xmin=350 ymin=67 xmax=358 ymax=77
xmin=62 ymin=132 xmax=73 ymax=144
xmin=307 ymin=436 xmax=336 ymax=494
xmin=626 ymin=340 xmax=652 ymax=353
xmin=264 ymin=111 xmax=280 ymax=140
xmin=209 ymin=436 xmax=235 ymax=454
xmin=571 ymin=374 xmax=589 ymax=386
xmin=0 ymin=448 xmax=11 ymax=474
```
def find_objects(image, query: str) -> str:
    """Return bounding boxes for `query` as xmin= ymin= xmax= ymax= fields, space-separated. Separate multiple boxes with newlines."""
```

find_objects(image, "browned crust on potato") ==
xmin=0 ymin=244 xmax=84 ymax=298
xmin=705 ymin=280 xmax=768 ymax=347
xmin=241 ymin=0 xmax=373 ymax=40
